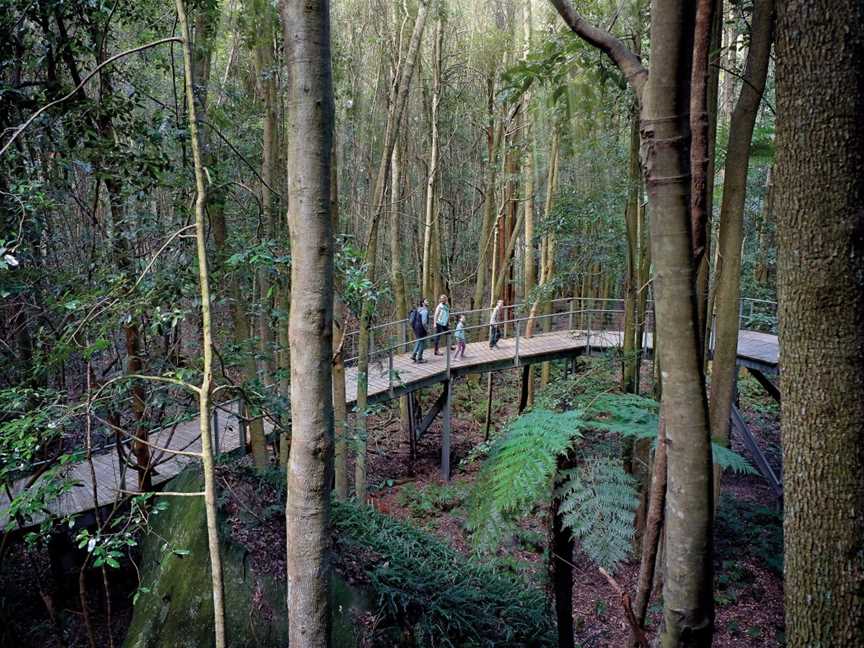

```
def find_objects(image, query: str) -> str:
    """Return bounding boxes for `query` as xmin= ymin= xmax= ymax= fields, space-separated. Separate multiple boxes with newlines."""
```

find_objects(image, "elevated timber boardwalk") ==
xmin=1 ymin=297 xmax=781 ymax=531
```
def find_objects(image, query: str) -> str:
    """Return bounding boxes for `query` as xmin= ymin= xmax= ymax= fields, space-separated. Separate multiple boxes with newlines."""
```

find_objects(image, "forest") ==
xmin=0 ymin=0 xmax=862 ymax=646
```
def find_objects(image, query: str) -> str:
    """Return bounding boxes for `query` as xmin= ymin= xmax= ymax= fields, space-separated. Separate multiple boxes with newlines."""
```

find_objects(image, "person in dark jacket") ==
xmin=410 ymin=298 xmax=429 ymax=363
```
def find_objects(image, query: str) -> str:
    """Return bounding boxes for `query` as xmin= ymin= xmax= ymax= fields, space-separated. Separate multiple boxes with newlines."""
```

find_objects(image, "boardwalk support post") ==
xmin=514 ymin=320 xmax=520 ymax=367
xmin=441 ymin=380 xmax=452 ymax=481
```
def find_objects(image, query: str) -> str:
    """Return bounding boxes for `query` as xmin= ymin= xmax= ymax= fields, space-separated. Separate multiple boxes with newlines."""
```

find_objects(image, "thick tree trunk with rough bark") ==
xmin=550 ymin=3 xmax=714 ymax=642
xmin=775 ymin=1 xmax=864 ymax=644
xmin=708 ymin=0 xmax=774 ymax=506
xmin=281 ymin=0 xmax=335 ymax=645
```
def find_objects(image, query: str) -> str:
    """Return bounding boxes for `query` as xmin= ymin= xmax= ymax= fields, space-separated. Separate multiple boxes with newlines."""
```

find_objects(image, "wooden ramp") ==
xmin=0 ymin=401 xmax=272 ymax=531
xmin=3 ymin=321 xmax=780 ymax=530
xmin=346 ymin=327 xmax=780 ymax=405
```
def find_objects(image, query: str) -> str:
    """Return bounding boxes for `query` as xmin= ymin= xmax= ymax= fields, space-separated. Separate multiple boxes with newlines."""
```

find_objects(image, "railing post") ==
xmin=739 ymin=299 xmax=745 ymax=330
xmin=402 ymin=320 xmax=409 ymax=353
xmin=514 ymin=320 xmax=520 ymax=366
xmin=569 ymin=299 xmax=574 ymax=331
xmin=587 ymin=309 xmax=592 ymax=357
xmin=388 ymin=347 xmax=394 ymax=393
xmin=445 ymin=332 xmax=451 ymax=378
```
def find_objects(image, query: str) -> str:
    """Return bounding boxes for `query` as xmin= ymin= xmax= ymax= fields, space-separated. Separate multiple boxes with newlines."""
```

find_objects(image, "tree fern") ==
xmin=555 ymin=458 xmax=640 ymax=570
xmin=467 ymin=408 xmax=583 ymax=548
xmin=468 ymin=388 xmax=756 ymax=570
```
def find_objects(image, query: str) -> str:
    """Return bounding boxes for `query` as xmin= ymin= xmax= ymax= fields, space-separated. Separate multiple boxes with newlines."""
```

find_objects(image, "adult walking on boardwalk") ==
xmin=489 ymin=299 xmax=504 ymax=348
xmin=433 ymin=294 xmax=451 ymax=355
xmin=410 ymin=298 xmax=429 ymax=363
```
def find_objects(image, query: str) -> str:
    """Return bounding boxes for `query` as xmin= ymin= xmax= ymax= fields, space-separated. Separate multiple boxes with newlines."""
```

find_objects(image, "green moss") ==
xmin=123 ymin=467 xmax=290 ymax=648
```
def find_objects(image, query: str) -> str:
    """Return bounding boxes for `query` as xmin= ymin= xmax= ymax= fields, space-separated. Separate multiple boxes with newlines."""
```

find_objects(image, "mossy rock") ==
xmin=123 ymin=466 xmax=362 ymax=648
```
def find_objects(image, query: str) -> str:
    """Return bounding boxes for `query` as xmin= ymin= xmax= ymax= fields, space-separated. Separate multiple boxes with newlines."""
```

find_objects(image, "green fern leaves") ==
xmin=467 ymin=408 xmax=583 ymax=548
xmin=555 ymin=458 xmax=640 ymax=569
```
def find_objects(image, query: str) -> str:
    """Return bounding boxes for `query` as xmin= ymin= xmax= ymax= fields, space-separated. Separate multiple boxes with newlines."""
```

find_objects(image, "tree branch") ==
xmin=0 ymin=37 xmax=182 ymax=157
xmin=548 ymin=0 xmax=648 ymax=101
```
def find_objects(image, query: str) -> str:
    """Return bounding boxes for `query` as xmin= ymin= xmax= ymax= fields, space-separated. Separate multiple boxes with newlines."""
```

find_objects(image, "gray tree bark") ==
xmin=775 ymin=0 xmax=864 ymax=644
xmin=280 ymin=0 xmax=335 ymax=645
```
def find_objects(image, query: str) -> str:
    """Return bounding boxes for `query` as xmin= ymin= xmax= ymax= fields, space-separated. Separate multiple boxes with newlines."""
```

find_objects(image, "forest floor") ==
xmin=0 ymin=359 xmax=784 ymax=647
xmin=354 ymin=361 xmax=785 ymax=647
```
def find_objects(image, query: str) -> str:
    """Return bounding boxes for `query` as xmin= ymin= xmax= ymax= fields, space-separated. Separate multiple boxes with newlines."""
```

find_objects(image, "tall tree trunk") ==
xmin=540 ymin=127 xmax=560 ymax=387
xmin=176 ymin=1 xmax=226 ymax=644
xmin=521 ymin=0 xmax=536 ymax=407
xmin=775 ymin=0 xmax=864 ymax=643
xmin=253 ymin=1 xmax=279 ymax=381
xmin=472 ymin=74 xmax=501 ymax=315
xmin=280 ymin=0 xmax=335 ymax=645
xmin=707 ymin=0 xmax=774 ymax=507
xmin=640 ymin=4 xmax=715 ymax=643
xmin=422 ymin=13 xmax=443 ymax=300
xmin=354 ymin=0 xmax=429 ymax=503
xmin=689 ymin=0 xmax=717 ymax=345
xmin=622 ymin=112 xmax=642 ymax=394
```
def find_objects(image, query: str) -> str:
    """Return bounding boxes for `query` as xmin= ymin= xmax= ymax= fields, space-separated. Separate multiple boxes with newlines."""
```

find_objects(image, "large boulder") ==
xmin=123 ymin=466 xmax=359 ymax=648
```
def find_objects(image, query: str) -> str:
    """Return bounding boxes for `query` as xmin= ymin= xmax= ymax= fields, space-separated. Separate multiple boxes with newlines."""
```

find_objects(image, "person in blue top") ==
xmin=433 ymin=294 xmax=451 ymax=355
xmin=409 ymin=298 xmax=429 ymax=363
xmin=453 ymin=314 xmax=467 ymax=360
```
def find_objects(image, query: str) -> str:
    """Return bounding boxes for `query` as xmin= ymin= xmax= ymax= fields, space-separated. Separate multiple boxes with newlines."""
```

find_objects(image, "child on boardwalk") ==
xmin=454 ymin=314 xmax=467 ymax=359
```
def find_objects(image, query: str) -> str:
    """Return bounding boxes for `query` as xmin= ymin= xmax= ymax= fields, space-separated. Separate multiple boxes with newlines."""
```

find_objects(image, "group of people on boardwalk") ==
xmin=409 ymin=295 xmax=506 ymax=364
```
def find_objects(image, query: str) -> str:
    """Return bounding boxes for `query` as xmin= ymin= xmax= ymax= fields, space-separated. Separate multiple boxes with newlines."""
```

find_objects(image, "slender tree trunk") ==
xmin=472 ymin=75 xmax=501 ymax=315
xmin=333 ymin=141 xmax=348 ymax=500
xmin=540 ymin=127 xmax=560 ymax=387
xmin=640 ymin=3 xmax=715 ymax=644
xmin=689 ymin=0 xmax=716 ymax=343
xmin=775 ymin=1 xmax=864 ymax=643
xmin=707 ymin=0 xmax=774 ymax=507
xmin=280 ymin=1 xmax=335 ymax=645
xmin=521 ymin=0 xmax=536 ymax=407
xmin=355 ymin=0 xmax=429 ymax=503
xmin=632 ymin=416 xmax=667 ymax=644
xmin=176 ymin=1 xmax=226 ymax=644
xmin=622 ymin=112 xmax=642 ymax=394
xmin=253 ymin=4 xmax=279 ymax=381
xmin=422 ymin=14 xmax=443 ymax=300
xmin=551 ymin=486 xmax=576 ymax=648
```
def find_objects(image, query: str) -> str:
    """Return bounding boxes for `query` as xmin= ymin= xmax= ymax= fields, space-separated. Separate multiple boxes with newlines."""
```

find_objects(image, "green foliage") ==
xmin=555 ymin=458 xmax=639 ymax=569
xmin=332 ymin=500 xmax=555 ymax=647
xmin=716 ymin=494 xmax=783 ymax=575
xmin=470 ymin=370 xmax=756 ymax=571
xmin=712 ymin=443 xmax=758 ymax=475
xmin=468 ymin=408 xmax=583 ymax=547
xmin=397 ymin=482 xmax=467 ymax=519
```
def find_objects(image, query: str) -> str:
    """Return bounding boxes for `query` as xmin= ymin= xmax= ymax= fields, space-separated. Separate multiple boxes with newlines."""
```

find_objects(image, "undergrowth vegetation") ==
xmin=332 ymin=500 xmax=555 ymax=647
xmin=468 ymin=357 xmax=757 ymax=570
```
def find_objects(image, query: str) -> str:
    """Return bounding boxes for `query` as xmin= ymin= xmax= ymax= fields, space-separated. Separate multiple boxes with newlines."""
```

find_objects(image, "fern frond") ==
xmin=580 ymin=393 xmax=659 ymax=439
xmin=554 ymin=457 xmax=639 ymax=570
xmin=712 ymin=442 xmax=757 ymax=475
xmin=467 ymin=409 xmax=583 ymax=549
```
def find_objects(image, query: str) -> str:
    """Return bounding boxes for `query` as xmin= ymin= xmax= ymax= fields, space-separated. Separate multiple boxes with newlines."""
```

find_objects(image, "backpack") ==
xmin=409 ymin=308 xmax=419 ymax=329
